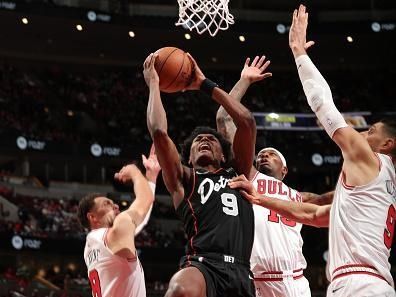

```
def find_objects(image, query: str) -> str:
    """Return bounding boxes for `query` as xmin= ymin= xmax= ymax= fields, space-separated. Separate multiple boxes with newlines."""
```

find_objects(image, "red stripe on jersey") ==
xmin=250 ymin=170 xmax=259 ymax=182
xmin=103 ymin=228 xmax=109 ymax=247
xmin=185 ymin=168 xmax=196 ymax=202
xmin=186 ymin=170 xmax=198 ymax=256
xmin=341 ymin=171 xmax=355 ymax=190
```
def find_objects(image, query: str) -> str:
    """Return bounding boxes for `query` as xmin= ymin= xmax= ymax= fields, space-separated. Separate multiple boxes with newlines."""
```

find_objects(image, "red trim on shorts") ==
xmin=127 ymin=257 xmax=137 ymax=262
xmin=186 ymin=170 xmax=198 ymax=258
xmin=254 ymin=269 xmax=304 ymax=282
xmin=333 ymin=264 xmax=376 ymax=274
xmin=332 ymin=271 xmax=387 ymax=282
xmin=293 ymin=274 xmax=304 ymax=280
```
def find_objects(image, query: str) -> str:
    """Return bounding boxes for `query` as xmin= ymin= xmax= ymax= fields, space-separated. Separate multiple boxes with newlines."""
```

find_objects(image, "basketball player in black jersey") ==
xmin=144 ymin=52 xmax=256 ymax=297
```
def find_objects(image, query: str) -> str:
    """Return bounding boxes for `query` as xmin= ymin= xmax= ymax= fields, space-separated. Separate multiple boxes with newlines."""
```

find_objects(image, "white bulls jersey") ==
xmin=84 ymin=228 xmax=146 ymax=297
xmin=251 ymin=171 xmax=307 ymax=275
xmin=329 ymin=153 xmax=396 ymax=287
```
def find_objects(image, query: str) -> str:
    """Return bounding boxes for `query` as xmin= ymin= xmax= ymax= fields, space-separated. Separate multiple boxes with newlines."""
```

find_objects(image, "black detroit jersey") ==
xmin=176 ymin=167 xmax=254 ymax=262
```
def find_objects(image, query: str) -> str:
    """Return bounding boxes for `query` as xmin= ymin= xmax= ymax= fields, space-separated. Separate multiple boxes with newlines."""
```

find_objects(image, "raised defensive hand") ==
xmin=289 ymin=4 xmax=315 ymax=57
xmin=114 ymin=164 xmax=142 ymax=184
xmin=241 ymin=55 xmax=272 ymax=84
xmin=228 ymin=175 xmax=262 ymax=205
xmin=142 ymin=144 xmax=161 ymax=183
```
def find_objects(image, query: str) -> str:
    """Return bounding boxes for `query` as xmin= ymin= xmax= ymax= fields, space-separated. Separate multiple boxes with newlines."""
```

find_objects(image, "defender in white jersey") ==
xmin=77 ymin=148 xmax=160 ymax=297
xmin=230 ymin=5 xmax=396 ymax=296
xmin=216 ymin=57 xmax=314 ymax=296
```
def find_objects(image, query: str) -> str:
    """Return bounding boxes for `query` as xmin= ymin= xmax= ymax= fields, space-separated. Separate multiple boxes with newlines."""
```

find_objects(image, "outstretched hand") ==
xmin=142 ymin=144 xmax=161 ymax=183
xmin=228 ymin=175 xmax=261 ymax=205
xmin=184 ymin=53 xmax=206 ymax=91
xmin=289 ymin=4 xmax=315 ymax=58
xmin=114 ymin=164 xmax=142 ymax=184
xmin=143 ymin=53 xmax=160 ymax=87
xmin=241 ymin=55 xmax=272 ymax=84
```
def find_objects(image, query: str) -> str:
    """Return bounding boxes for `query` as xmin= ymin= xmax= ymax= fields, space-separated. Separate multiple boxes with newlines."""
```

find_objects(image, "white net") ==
xmin=176 ymin=0 xmax=234 ymax=37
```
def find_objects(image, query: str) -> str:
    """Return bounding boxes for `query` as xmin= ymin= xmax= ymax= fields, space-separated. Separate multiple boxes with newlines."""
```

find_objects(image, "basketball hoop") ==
xmin=176 ymin=0 xmax=234 ymax=37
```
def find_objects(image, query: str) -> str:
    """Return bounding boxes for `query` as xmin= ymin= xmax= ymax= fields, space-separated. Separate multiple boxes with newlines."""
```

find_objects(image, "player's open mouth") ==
xmin=198 ymin=143 xmax=211 ymax=152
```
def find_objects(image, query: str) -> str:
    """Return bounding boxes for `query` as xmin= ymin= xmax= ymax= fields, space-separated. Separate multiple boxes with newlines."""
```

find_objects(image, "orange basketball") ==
xmin=154 ymin=47 xmax=193 ymax=93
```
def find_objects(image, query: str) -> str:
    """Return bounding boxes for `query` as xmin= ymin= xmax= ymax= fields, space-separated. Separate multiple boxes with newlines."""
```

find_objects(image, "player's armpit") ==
xmin=332 ymin=126 xmax=379 ymax=186
xmin=107 ymin=212 xmax=138 ymax=259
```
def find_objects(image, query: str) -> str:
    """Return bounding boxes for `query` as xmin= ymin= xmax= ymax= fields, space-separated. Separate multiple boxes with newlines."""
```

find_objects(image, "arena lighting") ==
xmin=211 ymin=57 xmax=218 ymax=62
xmin=268 ymin=112 xmax=280 ymax=119
xmin=121 ymin=201 xmax=128 ymax=207
xmin=371 ymin=22 xmax=381 ymax=32
xmin=76 ymin=24 xmax=83 ymax=31
xmin=346 ymin=36 xmax=353 ymax=43
xmin=276 ymin=23 xmax=286 ymax=34
xmin=128 ymin=31 xmax=135 ymax=38
xmin=53 ymin=265 xmax=60 ymax=273
xmin=67 ymin=110 xmax=74 ymax=116
xmin=239 ymin=35 xmax=246 ymax=42
xmin=37 ymin=268 xmax=46 ymax=278
xmin=184 ymin=33 xmax=191 ymax=40
xmin=21 ymin=17 xmax=28 ymax=24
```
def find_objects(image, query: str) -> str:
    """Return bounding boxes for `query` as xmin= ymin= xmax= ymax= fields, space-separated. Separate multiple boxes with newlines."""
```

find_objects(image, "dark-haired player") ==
xmin=144 ymin=51 xmax=256 ymax=297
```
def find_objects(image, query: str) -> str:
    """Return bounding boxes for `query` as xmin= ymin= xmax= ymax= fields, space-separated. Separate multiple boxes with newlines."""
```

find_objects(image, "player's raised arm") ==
xmin=186 ymin=54 xmax=256 ymax=177
xmin=289 ymin=4 xmax=379 ymax=186
xmin=229 ymin=175 xmax=330 ymax=228
xmin=134 ymin=145 xmax=161 ymax=235
xmin=108 ymin=164 xmax=154 ymax=258
xmin=216 ymin=56 xmax=272 ymax=144
xmin=144 ymin=53 xmax=188 ymax=208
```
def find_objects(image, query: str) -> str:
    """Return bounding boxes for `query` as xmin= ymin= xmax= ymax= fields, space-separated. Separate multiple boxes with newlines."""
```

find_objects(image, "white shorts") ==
xmin=327 ymin=274 xmax=395 ymax=297
xmin=254 ymin=276 xmax=311 ymax=297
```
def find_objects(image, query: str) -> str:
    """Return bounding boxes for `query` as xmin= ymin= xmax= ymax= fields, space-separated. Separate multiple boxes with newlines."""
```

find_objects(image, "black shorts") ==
xmin=179 ymin=253 xmax=255 ymax=297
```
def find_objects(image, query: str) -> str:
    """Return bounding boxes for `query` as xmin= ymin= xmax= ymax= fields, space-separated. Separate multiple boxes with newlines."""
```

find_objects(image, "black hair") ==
xmin=77 ymin=193 xmax=103 ymax=229
xmin=180 ymin=126 xmax=233 ymax=168
xmin=380 ymin=118 xmax=396 ymax=156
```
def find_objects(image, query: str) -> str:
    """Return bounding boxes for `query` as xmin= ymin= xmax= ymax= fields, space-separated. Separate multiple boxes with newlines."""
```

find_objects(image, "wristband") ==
xmin=200 ymin=78 xmax=218 ymax=97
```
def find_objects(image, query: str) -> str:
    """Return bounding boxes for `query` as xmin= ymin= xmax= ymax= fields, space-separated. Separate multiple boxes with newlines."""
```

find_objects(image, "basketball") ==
xmin=154 ymin=47 xmax=193 ymax=93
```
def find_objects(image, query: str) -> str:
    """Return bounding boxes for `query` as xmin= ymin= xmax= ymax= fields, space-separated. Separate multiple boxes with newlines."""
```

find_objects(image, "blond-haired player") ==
xmin=229 ymin=4 xmax=396 ymax=297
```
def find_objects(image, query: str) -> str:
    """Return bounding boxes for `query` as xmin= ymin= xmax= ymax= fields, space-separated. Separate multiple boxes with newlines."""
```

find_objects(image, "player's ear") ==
xmin=281 ymin=166 xmax=288 ymax=179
